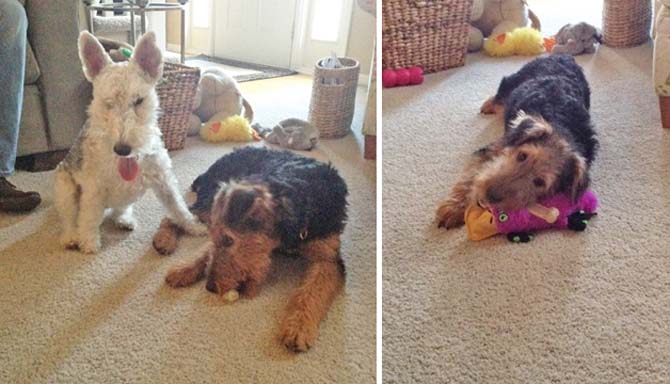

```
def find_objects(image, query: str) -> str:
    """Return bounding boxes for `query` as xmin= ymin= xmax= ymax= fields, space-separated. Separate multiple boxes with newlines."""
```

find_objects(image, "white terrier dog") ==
xmin=54 ymin=31 xmax=205 ymax=254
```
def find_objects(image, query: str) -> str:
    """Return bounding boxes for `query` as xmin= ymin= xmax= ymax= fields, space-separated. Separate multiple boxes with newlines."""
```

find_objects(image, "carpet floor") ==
xmin=0 ymin=76 xmax=375 ymax=383
xmin=382 ymin=44 xmax=670 ymax=382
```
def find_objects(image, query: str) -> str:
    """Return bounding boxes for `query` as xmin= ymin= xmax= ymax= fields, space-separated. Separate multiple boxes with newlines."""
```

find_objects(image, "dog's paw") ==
xmin=115 ymin=216 xmax=137 ymax=231
xmin=78 ymin=236 xmax=100 ymax=254
xmin=153 ymin=229 xmax=178 ymax=255
xmin=165 ymin=267 xmax=198 ymax=288
xmin=279 ymin=313 xmax=319 ymax=353
xmin=436 ymin=204 xmax=465 ymax=230
xmin=182 ymin=221 xmax=208 ymax=236
xmin=480 ymin=96 xmax=499 ymax=114
xmin=59 ymin=233 xmax=79 ymax=250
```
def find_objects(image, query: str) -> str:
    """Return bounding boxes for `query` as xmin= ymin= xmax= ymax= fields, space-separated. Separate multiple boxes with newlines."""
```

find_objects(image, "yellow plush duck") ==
xmin=483 ymin=26 xmax=545 ymax=57
xmin=199 ymin=113 xmax=260 ymax=143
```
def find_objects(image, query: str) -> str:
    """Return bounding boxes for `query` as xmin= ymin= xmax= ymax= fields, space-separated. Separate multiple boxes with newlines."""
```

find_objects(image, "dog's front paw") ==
xmin=279 ymin=312 xmax=319 ymax=352
xmin=78 ymin=235 xmax=101 ymax=254
xmin=153 ymin=228 xmax=179 ymax=255
xmin=436 ymin=203 xmax=465 ymax=229
xmin=165 ymin=267 xmax=199 ymax=288
xmin=59 ymin=233 xmax=79 ymax=250
xmin=480 ymin=96 xmax=498 ymax=114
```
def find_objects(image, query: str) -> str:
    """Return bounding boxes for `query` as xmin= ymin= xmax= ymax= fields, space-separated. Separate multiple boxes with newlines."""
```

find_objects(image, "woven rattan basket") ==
xmin=156 ymin=62 xmax=200 ymax=150
xmin=382 ymin=0 xmax=473 ymax=73
xmin=308 ymin=57 xmax=360 ymax=138
xmin=602 ymin=0 xmax=652 ymax=47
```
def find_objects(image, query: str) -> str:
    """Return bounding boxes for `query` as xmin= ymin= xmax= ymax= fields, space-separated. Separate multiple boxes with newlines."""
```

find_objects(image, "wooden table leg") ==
xmin=660 ymin=96 xmax=670 ymax=129
xmin=364 ymin=135 xmax=376 ymax=160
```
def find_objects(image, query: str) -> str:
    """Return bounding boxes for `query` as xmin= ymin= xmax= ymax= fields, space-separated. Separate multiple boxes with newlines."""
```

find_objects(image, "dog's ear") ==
xmin=505 ymin=116 xmax=553 ymax=147
xmin=130 ymin=31 xmax=163 ymax=82
xmin=222 ymin=188 xmax=256 ymax=225
xmin=560 ymin=154 xmax=590 ymax=202
xmin=78 ymin=31 xmax=112 ymax=82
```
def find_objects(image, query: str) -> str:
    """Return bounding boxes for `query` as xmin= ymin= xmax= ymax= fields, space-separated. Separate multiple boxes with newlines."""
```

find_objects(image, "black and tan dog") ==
xmin=437 ymin=55 xmax=598 ymax=229
xmin=157 ymin=147 xmax=348 ymax=352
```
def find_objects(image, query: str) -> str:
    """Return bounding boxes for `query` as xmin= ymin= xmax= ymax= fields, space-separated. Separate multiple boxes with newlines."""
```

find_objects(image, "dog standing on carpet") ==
xmin=54 ymin=31 xmax=205 ymax=254
xmin=161 ymin=147 xmax=348 ymax=352
xmin=436 ymin=55 xmax=599 ymax=229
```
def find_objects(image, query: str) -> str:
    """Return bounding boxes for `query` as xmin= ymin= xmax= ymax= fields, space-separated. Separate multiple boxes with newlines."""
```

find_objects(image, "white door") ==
xmin=293 ymin=0 xmax=354 ymax=72
xmin=213 ymin=0 xmax=297 ymax=68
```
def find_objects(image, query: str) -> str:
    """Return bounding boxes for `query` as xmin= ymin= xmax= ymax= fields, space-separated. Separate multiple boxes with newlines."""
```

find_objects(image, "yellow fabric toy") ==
xmin=483 ymin=26 xmax=545 ymax=57
xmin=464 ymin=204 xmax=499 ymax=241
xmin=199 ymin=113 xmax=260 ymax=143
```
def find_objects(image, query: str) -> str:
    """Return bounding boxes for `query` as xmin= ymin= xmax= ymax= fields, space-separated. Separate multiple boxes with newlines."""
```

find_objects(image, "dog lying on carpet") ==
xmin=159 ymin=147 xmax=348 ymax=352
xmin=54 ymin=31 xmax=206 ymax=253
xmin=436 ymin=54 xmax=599 ymax=229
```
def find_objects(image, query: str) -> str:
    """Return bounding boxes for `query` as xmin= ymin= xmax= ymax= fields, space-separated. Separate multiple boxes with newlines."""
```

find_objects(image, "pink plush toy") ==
xmin=382 ymin=67 xmax=424 ymax=88
xmin=465 ymin=189 xmax=599 ymax=242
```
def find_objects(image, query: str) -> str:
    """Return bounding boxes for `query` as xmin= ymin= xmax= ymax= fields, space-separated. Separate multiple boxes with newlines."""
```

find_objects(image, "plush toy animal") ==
xmin=187 ymin=67 xmax=253 ymax=136
xmin=468 ymin=0 xmax=541 ymax=52
xmin=552 ymin=22 xmax=602 ymax=55
xmin=483 ymin=26 xmax=545 ymax=57
xmin=252 ymin=118 xmax=319 ymax=151
xmin=97 ymin=37 xmax=134 ymax=62
xmin=465 ymin=190 xmax=599 ymax=242
xmin=199 ymin=114 xmax=260 ymax=143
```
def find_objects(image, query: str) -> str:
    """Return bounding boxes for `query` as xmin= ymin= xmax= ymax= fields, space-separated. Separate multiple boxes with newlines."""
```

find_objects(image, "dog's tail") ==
xmin=242 ymin=98 xmax=254 ymax=123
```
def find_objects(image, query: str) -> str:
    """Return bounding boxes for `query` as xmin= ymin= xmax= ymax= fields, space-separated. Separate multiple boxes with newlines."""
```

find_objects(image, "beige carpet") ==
xmin=0 ymin=76 xmax=376 ymax=383
xmin=383 ymin=44 xmax=670 ymax=382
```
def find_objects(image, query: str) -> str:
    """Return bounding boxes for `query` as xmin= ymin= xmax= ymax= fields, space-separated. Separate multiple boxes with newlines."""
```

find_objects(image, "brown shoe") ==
xmin=0 ymin=177 xmax=41 ymax=212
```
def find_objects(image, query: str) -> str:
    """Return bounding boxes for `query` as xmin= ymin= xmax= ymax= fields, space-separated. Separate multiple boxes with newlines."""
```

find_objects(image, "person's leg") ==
xmin=0 ymin=0 xmax=41 ymax=212
xmin=0 ymin=0 xmax=26 ymax=177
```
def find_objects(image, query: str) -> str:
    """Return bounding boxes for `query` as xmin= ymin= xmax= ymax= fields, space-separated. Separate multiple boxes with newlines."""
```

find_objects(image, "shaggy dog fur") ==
xmin=54 ymin=31 xmax=205 ymax=254
xmin=162 ymin=147 xmax=348 ymax=352
xmin=437 ymin=55 xmax=598 ymax=229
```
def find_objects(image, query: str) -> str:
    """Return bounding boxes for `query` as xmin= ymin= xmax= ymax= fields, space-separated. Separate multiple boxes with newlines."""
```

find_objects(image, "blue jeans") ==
xmin=0 ymin=0 xmax=27 ymax=177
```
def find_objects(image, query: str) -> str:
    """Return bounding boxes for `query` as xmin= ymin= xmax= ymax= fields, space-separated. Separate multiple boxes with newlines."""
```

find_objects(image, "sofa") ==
xmin=654 ymin=0 xmax=670 ymax=128
xmin=16 ymin=0 xmax=91 ymax=158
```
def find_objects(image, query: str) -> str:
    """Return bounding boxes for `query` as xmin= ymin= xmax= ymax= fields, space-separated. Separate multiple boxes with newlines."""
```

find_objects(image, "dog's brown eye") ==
xmin=517 ymin=152 xmax=527 ymax=162
xmin=133 ymin=97 xmax=144 ymax=107
xmin=533 ymin=177 xmax=545 ymax=187
xmin=220 ymin=234 xmax=234 ymax=247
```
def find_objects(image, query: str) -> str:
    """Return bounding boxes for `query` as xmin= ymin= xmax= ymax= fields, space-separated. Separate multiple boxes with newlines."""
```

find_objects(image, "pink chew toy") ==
xmin=382 ymin=67 xmax=424 ymax=88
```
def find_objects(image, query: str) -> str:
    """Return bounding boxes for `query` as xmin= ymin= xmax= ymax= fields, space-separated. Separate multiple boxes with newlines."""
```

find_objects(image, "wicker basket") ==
xmin=602 ymin=0 xmax=652 ymax=47
xmin=156 ymin=62 xmax=200 ymax=150
xmin=308 ymin=57 xmax=360 ymax=138
xmin=382 ymin=0 xmax=473 ymax=73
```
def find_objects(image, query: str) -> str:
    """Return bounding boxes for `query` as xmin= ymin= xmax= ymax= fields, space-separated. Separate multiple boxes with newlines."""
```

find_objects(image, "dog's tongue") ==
xmin=117 ymin=156 xmax=139 ymax=181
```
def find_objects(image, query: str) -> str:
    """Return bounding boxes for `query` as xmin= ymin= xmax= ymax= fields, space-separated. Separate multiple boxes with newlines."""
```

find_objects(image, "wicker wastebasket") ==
xmin=602 ymin=0 xmax=652 ymax=47
xmin=156 ymin=62 xmax=200 ymax=150
xmin=308 ymin=57 xmax=360 ymax=138
xmin=382 ymin=0 xmax=473 ymax=73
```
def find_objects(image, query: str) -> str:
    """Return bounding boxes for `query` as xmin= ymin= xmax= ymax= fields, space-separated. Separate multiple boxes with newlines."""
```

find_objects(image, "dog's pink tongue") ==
xmin=117 ymin=157 xmax=139 ymax=181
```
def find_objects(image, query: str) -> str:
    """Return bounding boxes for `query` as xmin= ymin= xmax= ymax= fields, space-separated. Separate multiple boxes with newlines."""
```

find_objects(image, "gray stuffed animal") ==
xmin=552 ymin=22 xmax=602 ymax=55
xmin=252 ymin=118 xmax=319 ymax=151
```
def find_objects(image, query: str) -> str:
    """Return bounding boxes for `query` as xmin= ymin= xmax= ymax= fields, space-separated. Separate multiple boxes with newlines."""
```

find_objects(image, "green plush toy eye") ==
xmin=498 ymin=212 xmax=508 ymax=222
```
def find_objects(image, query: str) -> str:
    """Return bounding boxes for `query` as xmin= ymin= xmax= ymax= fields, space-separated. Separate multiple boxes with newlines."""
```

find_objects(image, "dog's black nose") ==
xmin=486 ymin=189 xmax=503 ymax=204
xmin=205 ymin=279 xmax=218 ymax=293
xmin=113 ymin=143 xmax=132 ymax=156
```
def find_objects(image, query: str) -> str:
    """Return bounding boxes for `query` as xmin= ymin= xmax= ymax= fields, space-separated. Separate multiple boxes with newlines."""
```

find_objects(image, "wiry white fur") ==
xmin=54 ymin=31 xmax=206 ymax=254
